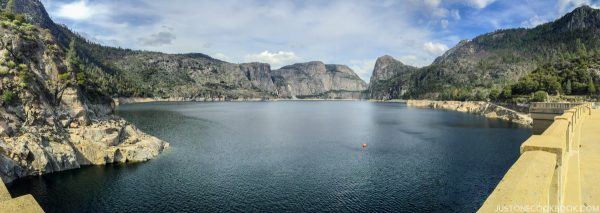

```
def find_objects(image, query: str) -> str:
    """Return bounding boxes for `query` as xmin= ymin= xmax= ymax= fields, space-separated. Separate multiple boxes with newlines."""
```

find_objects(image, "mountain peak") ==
xmin=369 ymin=55 xmax=416 ymax=85
xmin=1 ymin=0 xmax=53 ymax=28
xmin=572 ymin=5 xmax=594 ymax=13
xmin=552 ymin=5 xmax=600 ymax=31
xmin=376 ymin=55 xmax=401 ymax=65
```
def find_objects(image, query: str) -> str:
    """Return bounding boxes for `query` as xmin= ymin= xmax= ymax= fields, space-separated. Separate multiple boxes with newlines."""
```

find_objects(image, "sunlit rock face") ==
xmin=0 ymin=12 xmax=168 ymax=183
xmin=368 ymin=55 xmax=417 ymax=100
xmin=272 ymin=61 xmax=367 ymax=99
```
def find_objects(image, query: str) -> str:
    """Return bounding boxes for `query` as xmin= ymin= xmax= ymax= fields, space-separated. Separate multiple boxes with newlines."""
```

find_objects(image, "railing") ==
xmin=530 ymin=102 xmax=586 ymax=111
xmin=480 ymin=103 xmax=593 ymax=212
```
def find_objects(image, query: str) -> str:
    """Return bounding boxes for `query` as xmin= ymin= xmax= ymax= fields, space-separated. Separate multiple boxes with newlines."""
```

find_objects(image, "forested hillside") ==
xmin=370 ymin=5 xmax=600 ymax=102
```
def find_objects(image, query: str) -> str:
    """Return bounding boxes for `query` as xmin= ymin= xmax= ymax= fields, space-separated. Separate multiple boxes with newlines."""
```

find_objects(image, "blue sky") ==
xmin=40 ymin=0 xmax=600 ymax=81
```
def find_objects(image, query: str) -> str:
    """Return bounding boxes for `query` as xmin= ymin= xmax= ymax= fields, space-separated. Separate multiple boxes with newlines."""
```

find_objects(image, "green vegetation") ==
xmin=371 ymin=6 xmax=600 ymax=102
xmin=2 ymin=90 xmax=15 ymax=105
xmin=508 ymin=52 xmax=600 ymax=99
xmin=532 ymin=91 xmax=549 ymax=102
xmin=62 ymin=39 xmax=89 ymax=86
xmin=5 ymin=0 xmax=15 ymax=13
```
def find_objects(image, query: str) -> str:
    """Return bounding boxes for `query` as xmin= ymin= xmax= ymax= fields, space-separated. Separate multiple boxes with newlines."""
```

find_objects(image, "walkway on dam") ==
xmin=580 ymin=109 xmax=600 ymax=208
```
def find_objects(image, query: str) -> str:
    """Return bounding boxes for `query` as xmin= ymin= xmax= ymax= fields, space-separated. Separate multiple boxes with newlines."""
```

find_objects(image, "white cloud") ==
xmin=244 ymin=51 xmax=302 ymax=69
xmin=213 ymin=53 xmax=230 ymax=61
xmin=397 ymin=55 xmax=434 ymax=67
xmin=138 ymin=32 xmax=176 ymax=46
xmin=424 ymin=0 xmax=442 ymax=7
xmin=423 ymin=42 xmax=449 ymax=55
xmin=43 ymin=0 xmax=524 ymax=70
xmin=441 ymin=19 xmax=449 ymax=29
xmin=466 ymin=0 xmax=496 ymax=9
xmin=450 ymin=9 xmax=461 ymax=20
xmin=521 ymin=15 xmax=548 ymax=28
xmin=349 ymin=59 xmax=376 ymax=81
xmin=55 ymin=1 xmax=98 ymax=20
xmin=558 ymin=0 xmax=600 ymax=12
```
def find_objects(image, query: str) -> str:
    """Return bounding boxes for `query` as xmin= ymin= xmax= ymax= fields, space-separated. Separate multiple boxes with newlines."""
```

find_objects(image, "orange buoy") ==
xmin=362 ymin=143 xmax=367 ymax=148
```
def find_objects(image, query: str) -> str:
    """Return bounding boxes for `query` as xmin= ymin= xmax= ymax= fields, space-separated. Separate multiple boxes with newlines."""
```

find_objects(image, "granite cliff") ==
xmin=272 ymin=61 xmax=367 ymax=99
xmin=0 ymin=11 xmax=168 ymax=183
xmin=368 ymin=55 xmax=418 ymax=100
xmin=78 ymin=44 xmax=368 ymax=100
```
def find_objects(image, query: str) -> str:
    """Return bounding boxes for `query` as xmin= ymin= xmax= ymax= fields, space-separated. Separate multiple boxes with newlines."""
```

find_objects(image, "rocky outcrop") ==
xmin=369 ymin=55 xmax=417 ymax=84
xmin=407 ymin=100 xmax=532 ymax=126
xmin=239 ymin=62 xmax=277 ymax=94
xmin=0 ymin=14 xmax=168 ymax=183
xmin=368 ymin=55 xmax=418 ymax=100
xmin=272 ymin=61 xmax=367 ymax=99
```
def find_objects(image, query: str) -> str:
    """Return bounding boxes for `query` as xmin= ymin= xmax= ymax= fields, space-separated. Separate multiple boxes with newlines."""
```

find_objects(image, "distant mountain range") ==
xmin=5 ymin=0 xmax=598 ymax=102
xmin=1 ymin=0 xmax=368 ymax=101
xmin=368 ymin=5 xmax=600 ymax=100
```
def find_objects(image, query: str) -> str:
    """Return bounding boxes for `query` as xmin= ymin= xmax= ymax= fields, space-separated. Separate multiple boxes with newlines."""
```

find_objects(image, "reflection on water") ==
xmin=9 ymin=101 xmax=530 ymax=212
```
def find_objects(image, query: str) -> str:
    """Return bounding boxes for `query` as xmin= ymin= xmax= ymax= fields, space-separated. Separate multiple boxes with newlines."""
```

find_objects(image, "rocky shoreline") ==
xmin=114 ymin=97 xmax=365 ymax=105
xmin=406 ymin=100 xmax=533 ymax=126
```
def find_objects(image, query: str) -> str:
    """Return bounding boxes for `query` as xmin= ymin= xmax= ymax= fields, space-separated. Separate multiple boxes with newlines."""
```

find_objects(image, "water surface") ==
xmin=9 ymin=101 xmax=530 ymax=212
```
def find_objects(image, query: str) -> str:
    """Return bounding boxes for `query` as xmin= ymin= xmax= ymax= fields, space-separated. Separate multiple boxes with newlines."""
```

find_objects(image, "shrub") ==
xmin=18 ymin=70 xmax=29 ymax=87
xmin=14 ymin=14 xmax=25 ymax=24
xmin=0 ymin=12 xmax=14 ymax=21
xmin=489 ymin=88 xmax=501 ymax=101
xmin=532 ymin=91 xmax=549 ymax=102
xmin=18 ymin=64 xmax=27 ymax=72
xmin=2 ymin=90 xmax=15 ymax=104
xmin=11 ymin=19 xmax=21 ymax=26
xmin=500 ymin=87 xmax=512 ymax=100
xmin=0 ymin=67 xmax=8 ymax=75
xmin=6 ymin=60 xmax=16 ymax=68
xmin=76 ymin=72 xmax=85 ymax=85
xmin=58 ymin=72 xmax=70 ymax=81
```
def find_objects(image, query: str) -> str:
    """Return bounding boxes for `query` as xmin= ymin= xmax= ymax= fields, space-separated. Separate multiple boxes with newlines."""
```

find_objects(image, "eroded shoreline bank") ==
xmin=406 ymin=100 xmax=533 ymax=126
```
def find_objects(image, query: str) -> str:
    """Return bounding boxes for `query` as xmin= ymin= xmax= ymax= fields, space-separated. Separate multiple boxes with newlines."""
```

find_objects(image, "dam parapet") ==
xmin=530 ymin=102 xmax=588 ymax=134
xmin=480 ymin=103 xmax=598 ymax=212
xmin=0 ymin=181 xmax=43 ymax=212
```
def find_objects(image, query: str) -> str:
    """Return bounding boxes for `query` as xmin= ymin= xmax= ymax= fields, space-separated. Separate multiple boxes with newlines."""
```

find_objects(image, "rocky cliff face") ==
xmin=0 ymin=12 xmax=168 ymax=183
xmin=369 ymin=55 xmax=416 ymax=84
xmin=369 ymin=5 xmax=600 ymax=100
xmin=368 ymin=55 xmax=418 ymax=100
xmin=272 ymin=61 xmax=367 ymax=98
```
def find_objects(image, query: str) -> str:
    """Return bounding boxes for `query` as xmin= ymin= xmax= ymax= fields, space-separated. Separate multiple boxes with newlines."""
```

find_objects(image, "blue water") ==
xmin=8 ymin=101 xmax=530 ymax=212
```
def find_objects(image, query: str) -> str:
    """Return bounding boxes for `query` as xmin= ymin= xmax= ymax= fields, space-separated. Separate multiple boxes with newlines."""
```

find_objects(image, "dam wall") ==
xmin=480 ymin=103 xmax=596 ymax=212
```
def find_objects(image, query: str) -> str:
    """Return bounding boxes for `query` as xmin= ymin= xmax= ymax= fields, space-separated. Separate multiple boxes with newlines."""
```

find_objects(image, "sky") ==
xmin=40 ymin=0 xmax=600 ymax=81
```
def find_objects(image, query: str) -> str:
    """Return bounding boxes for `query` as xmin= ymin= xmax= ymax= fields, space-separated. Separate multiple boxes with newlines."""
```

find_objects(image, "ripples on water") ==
xmin=9 ymin=101 xmax=531 ymax=212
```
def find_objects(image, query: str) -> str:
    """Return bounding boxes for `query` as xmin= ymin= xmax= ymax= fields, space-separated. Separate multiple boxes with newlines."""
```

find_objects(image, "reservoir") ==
xmin=8 ymin=101 xmax=530 ymax=212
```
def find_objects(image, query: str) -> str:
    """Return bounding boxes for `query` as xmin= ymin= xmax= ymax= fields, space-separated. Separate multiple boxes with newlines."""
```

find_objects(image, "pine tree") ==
xmin=575 ymin=39 xmax=588 ymax=56
xmin=66 ymin=39 xmax=79 ymax=74
xmin=565 ymin=80 xmax=572 ymax=95
xmin=5 ymin=0 xmax=15 ymax=13
xmin=588 ymin=80 xmax=597 ymax=95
